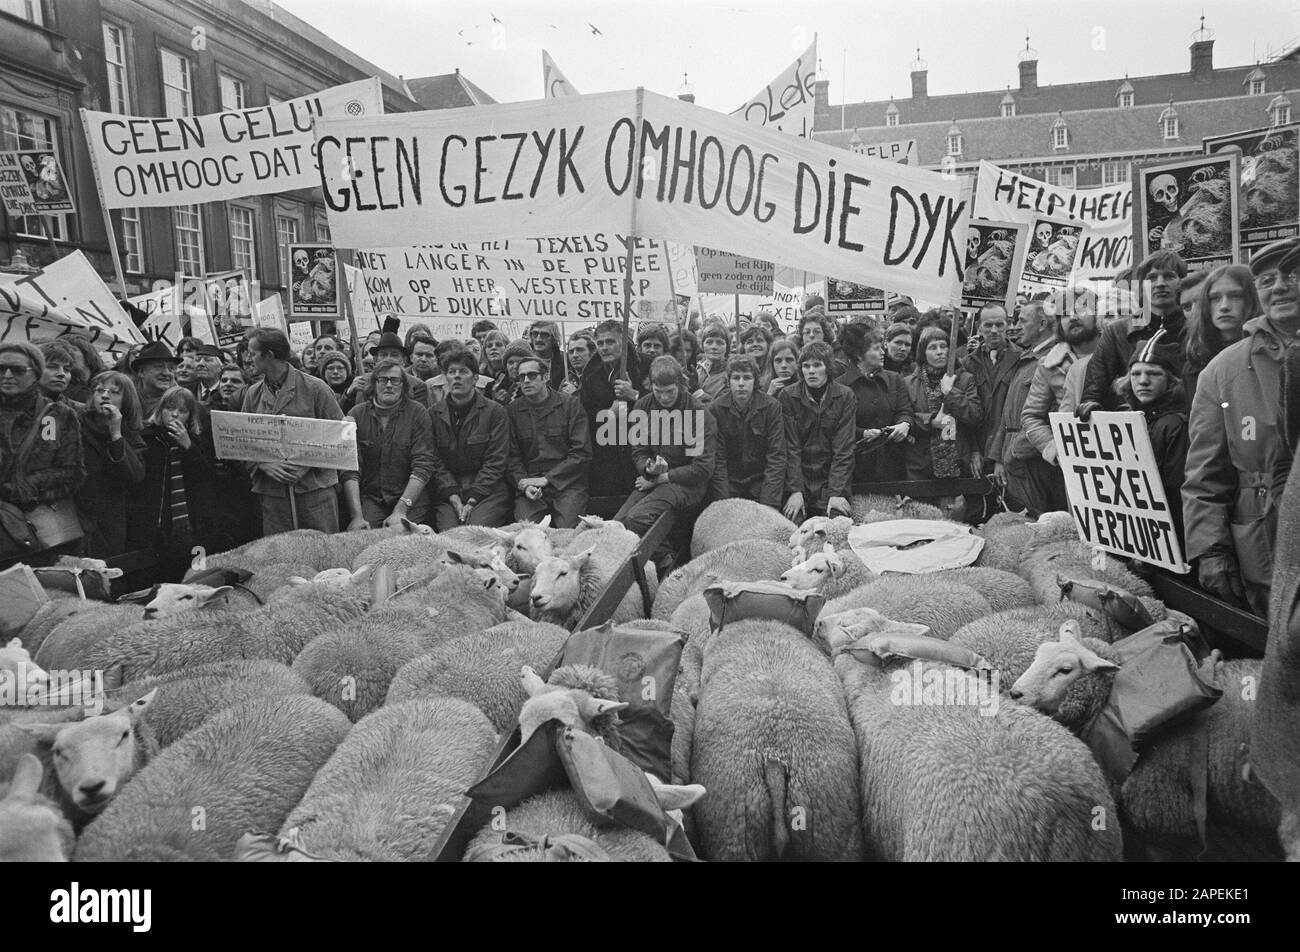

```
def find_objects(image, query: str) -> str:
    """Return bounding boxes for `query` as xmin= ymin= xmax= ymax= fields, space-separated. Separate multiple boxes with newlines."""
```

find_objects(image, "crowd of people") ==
xmin=0 ymin=238 xmax=1295 ymax=618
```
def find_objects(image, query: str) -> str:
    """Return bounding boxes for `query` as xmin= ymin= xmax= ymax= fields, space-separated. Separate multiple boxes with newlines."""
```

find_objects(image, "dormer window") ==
xmin=1159 ymin=102 xmax=1179 ymax=140
xmin=1000 ymin=91 xmax=1016 ymax=117
xmin=1116 ymin=79 xmax=1135 ymax=109
xmin=1252 ymin=78 xmax=1266 ymax=95
xmin=947 ymin=132 xmax=962 ymax=156
xmin=1051 ymin=113 xmax=1068 ymax=150
xmin=1269 ymin=94 xmax=1292 ymax=126
xmin=885 ymin=100 xmax=899 ymax=128
xmin=1246 ymin=67 xmax=1266 ymax=96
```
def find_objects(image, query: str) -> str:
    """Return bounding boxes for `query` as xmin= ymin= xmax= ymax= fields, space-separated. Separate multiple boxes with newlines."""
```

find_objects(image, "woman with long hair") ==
xmin=124 ymin=386 xmax=207 ymax=568
xmin=347 ymin=357 xmax=436 ymax=527
xmin=903 ymin=325 xmax=983 ymax=513
xmin=318 ymin=351 xmax=355 ymax=406
xmin=1185 ymin=263 xmax=1261 ymax=405
xmin=764 ymin=338 xmax=800 ymax=398
xmin=482 ymin=329 xmax=509 ymax=386
xmin=75 ymin=371 xmax=146 ymax=558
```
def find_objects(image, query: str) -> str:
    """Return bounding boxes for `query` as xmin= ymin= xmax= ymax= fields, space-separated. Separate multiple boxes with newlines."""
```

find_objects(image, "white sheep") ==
xmin=689 ymin=499 xmax=796 ymax=559
xmin=949 ymin=603 xmax=1131 ymax=687
xmin=386 ymin=620 xmax=572 ymax=732
xmin=651 ymin=538 xmax=795 ymax=621
xmin=851 ymin=493 xmax=944 ymax=523
xmin=826 ymin=609 xmax=1123 ymax=861
xmin=282 ymin=698 xmax=499 ymax=862
xmin=74 ymin=694 xmax=352 ymax=862
xmin=529 ymin=524 xmax=657 ymax=629
xmin=1011 ymin=625 xmax=1292 ymax=861
xmin=821 ymin=575 xmax=994 ymax=642
xmin=350 ymin=532 xmax=453 ymax=574
xmin=14 ymin=690 xmax=159 ymax=832
xmin=690 ymin=619 xmax=864 ymax=861
xmin=0 ymin=754 xmax=74 ymax=862
xmin=518 ymin=664 xmax=628 ymax=744
xmin=0 ymin=638 xmax=48 ymax=703
xmin=788 ymin=515 xmax=854 ymax=559
xmin=778 ymin=543 xmax=875 ymax=600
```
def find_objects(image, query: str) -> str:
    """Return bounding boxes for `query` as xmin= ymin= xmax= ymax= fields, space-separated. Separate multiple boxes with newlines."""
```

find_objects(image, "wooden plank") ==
xmin=428 ymin=510 xmax=675 ymax=862
xmin=1149 ymin=573 xmax=1267 ymax=655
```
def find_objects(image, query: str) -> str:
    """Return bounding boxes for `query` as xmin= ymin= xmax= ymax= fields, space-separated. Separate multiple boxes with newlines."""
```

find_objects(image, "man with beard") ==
xmin=1020 ymin=288 xmax=1103 ymax=513
xmin=1077 ymin=250 xmax=1188 ymax=415
xmin=1183 ymin=237 xmax=1300 ymax=617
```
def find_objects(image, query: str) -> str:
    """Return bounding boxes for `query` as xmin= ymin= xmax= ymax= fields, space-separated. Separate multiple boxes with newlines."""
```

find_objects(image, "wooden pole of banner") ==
xmin=337 ymin=250 xmax=364 ymax=373
xmin=618 ymin=88 xmax=647 ymax=383
xmin=79 ymin=109 xmax=129 ymax=301
xmin=734 ymin=292 xmax=742 ymax=344
xmin=35 ymin=215 xmax=59 ymax=257
xmin=665 ymin=251 xmax=681 ymax=333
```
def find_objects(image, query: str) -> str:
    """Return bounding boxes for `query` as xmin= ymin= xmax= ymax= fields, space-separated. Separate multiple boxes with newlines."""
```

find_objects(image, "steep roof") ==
xmin=815 ymin=91 xmax=1288 ymax=166
xmin=407 ymin=71 xmax=499 ymax=110
xmin=817 ymin=58 xmax=1300 ymax=130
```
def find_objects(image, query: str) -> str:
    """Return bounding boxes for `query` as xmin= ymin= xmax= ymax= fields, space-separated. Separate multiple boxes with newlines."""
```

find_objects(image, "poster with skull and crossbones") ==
xmin=1134 ymin=153 xmax=1240 ymax=270
xmin=288 ymin=242 xmax=340 ymax=319
xmin=1019 ymin=216 xmax=1083 ymax=290
xmin=960 ymin=218 xmax=1029 ymax=313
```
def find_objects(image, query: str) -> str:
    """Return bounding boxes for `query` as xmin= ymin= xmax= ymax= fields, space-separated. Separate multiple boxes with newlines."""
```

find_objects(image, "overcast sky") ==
xmin=273 ymin=0 xmax=1298 ymax=111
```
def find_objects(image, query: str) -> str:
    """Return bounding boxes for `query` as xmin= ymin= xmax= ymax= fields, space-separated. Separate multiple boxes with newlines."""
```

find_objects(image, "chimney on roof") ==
xmin=678 ymin=73 xmax=695 ymax=104
xmin=1018 ymin=35 xmax=1038 ymax=97
xmin=814 ymin=57 xmax=829 ymax=112
xmin=1190 ymin=17 xmax=1214 ymax=81
xmin=910 ymin=48 xmax=928 ymax=101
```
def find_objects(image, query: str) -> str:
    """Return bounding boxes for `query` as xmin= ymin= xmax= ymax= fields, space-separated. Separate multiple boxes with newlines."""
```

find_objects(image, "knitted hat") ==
xmin=318 ymin=351 xmax=352 ymax=376
xmin=502 ymin=338 xmax=535 ymax=366
xmin=1127 ymin=329 xmax=1180 ymax=378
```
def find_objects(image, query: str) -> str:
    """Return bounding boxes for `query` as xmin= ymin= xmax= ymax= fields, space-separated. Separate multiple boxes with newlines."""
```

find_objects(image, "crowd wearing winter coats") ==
xmin=1 ymin=238 xmax=1295 ymax=619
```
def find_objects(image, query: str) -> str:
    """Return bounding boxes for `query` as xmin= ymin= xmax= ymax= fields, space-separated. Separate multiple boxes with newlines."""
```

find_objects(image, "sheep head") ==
xmin=813 ymin=607 xmax=929 ymax=655
xmin=288 ymin=566 xmax=373 ymax=592
xmin=17 ymin=690 xmax=157 ymax=817
xmin=508 ymin=525 xmax=554 ymax=574
xmin=789 ymin=516 xmax=832 ymax=555
xmin=780 ymin=543 xmax=845 ymax=590
xmin=529 ymin=549 xmax=592 ymax=616
xmin=517 ymin=664 xmax=627 ymax=744
xmin=398 ymin=516 xmax=436 ymax=536
xmin=0 ymin=754 xmax=74 ymax=862
xmin=141 ymin=583 xmax=234 ymax=619
xmin=441 ymin=547 xmax=521 ymax=593
xmin=1009 ymin=620 xmax=1119 ymax=714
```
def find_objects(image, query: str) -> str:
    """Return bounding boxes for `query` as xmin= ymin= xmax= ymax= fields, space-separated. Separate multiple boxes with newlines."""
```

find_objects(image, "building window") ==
xmin=1002 ymin=101 xmax=1016 ymax=118
xmin=1052 ymin=125 xmax=1068 ymax=149
xmin=160 ymin=49 xmax=193 ymax=118
xmin=886 ymin=112 xmax=898 ymax=128
xmin=0 ymin=104 xmax=70 ymax=239
xmin=1162 ymin=116 xmax=1179 ymax=139
xmin=1250 ymin=78 xmax=1265 ymax=96
xmin=947 ymin=134 xmax=962 ymax=157
xmin=267 ymin=93 xmax=285 ymax=106
xmin=276 ymin=214 xmax=300 ymax=283
xmin=1045 ymin=166 xmax=1075 ymax=188
xmin=228 ymin=206 xmax=257 ymax=280
xmin=103 ymin=23 xmax=131 ymax=114
xmin=0 ymin=0 xmax=44 ymax=26
xmin=314 ymin=214 xmax=332 ymax=243
xmin=121 ymin=207 xmax=143 ymax=272
xmin=1101 ymin=161 xmax=1130 ymax=185
xmin=1274 ymin=104 xmax=1292 ymax=126
xmin=1118 ymin=91 xmax=1133 ymax=108
xmin=219 ymin=74 xmax=246 ymax=111
xmin=173 ymin=204 xmax=205 ymax=276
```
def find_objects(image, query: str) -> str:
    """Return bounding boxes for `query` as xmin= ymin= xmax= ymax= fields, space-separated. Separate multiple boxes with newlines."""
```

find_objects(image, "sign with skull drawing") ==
xmin=1020 ymin=216 xmax=1083 ymax=292
xmin=960 ymin=219 xmax=1028 ymax=312
xmin=288 ymin=242 xmax=340 ymax=319
xmin=1134 ymin=153 xmax=1240 ymax=272
xmin=1204 ymin=123 xmax=1299 ymax=256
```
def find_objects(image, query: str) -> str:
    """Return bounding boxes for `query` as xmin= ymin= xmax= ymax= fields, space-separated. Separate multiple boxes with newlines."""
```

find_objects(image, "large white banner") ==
xmin=81 ymin=79 xmax=383 ymax=209
xmin=730 ymin=41 xmax=817 ymax=138
xmin=543 ymin=51 xmax=579 ymax=99
xmin=0 ymin=251 xmax=143 ymax=352
xmin=355 ymin=234 xmax=672 ymax=325
xmin=974 ymin=160 xmax=1133 ymax=283
xmin=315 ymin=90 xmax=968 ymax=306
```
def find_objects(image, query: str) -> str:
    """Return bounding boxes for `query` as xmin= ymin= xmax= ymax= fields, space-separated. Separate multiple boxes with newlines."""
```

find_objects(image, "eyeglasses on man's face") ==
xmin=518 ymin=370 xmax=544 ymax=382
xmin=374 ymin=376 xmax=405 ymax=387
xmin=0 ymin=364 xmax=34 ymax=377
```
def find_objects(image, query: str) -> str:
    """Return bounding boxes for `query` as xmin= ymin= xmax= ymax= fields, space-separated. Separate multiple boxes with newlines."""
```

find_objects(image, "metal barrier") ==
xmin=1149 ymin=573 xmax=1267 ymax=655
xmin=427 ymin=508 xmax=677 ymax=862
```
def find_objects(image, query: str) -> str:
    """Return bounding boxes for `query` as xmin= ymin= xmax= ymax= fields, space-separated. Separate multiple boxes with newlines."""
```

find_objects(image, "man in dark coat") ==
xmin=779 ymin=341 xmax=856 ymax=521
xmin=708 ymin=355 xmax=786 ymax=505
xmin=507 ymin=356 xmax=591 ymax=528
xmin=961 ymin=304 xmax=1022 ymax=466
xmin=580 ymin=319 xmax=641 ymax=497
xmin=428 ymin=349 xmax=511 ymax=530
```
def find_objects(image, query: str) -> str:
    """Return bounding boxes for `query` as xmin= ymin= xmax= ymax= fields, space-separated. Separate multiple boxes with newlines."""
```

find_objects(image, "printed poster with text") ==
xmin=1049 ymin=410 xmax=1188 ymax=573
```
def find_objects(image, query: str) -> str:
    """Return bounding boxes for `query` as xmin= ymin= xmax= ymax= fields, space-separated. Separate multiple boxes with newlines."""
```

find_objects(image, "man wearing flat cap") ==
xmin=1183 ymin=236 xmax=1300 ymax=617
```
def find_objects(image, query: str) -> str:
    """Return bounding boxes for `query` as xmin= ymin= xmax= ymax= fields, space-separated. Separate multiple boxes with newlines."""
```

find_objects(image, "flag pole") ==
xmin=337 ymin=249 xmax=364 ymax=373
xmin=79 ymin=108 xmax=129 ymax=300
xmin=619 ymin=87 xmax=646 ymax=383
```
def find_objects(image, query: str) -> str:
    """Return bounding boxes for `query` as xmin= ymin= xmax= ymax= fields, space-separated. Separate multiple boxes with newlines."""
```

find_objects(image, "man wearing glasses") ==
xmin=506 ymin=356 xmax=591 ymax=527
xmin=1183 ymin=237 xmax=1300 ymax=617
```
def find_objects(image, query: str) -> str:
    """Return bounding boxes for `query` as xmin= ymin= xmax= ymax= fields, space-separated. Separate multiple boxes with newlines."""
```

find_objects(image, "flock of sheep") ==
xmin=0 ymin=495 xmax=1293 ymax=862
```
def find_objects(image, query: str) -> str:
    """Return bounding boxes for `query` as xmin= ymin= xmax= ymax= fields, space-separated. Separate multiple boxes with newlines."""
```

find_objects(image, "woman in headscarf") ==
xmin=318 ymin=351 xmax=355 ymax=406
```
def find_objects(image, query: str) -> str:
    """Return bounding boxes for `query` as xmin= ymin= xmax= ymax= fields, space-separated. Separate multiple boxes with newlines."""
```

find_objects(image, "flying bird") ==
xmin=589 ymin=23 xmax=602 ymax=35
xmin=491 ymin=12 xmax=501 ymax=23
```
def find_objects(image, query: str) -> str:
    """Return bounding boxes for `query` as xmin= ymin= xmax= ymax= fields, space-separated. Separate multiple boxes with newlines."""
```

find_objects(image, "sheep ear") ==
xmin=8 ymin=753 xmax=44 ymax=797
xmin=444 ymin=550 xmax=469 ymax=566
xmin=351 ymin=565 xmax=373 ymax=585
xmin=1079 ymin=653 xmax=1120 ymax=674
xmin=573 ymin=547 xmax=595 ymax=568
xmin=116 ymin=586 xmax=157 ymax=604
xmin=652 ymin=781 xmax=706 ymax=812
xmin=287 ymin=577 xmax=310 ymax=587
xmin=483 ymin=575 xmax=498 ymax=590
xmin=538 ymin=514 xmax=552 ymax=529
xmin=126 ymin=688 xmax=158 ymax=723
xmin=14 ymin=721 xmax=63 ymax=744
xmin=400 ymin=517 xmax=418 ymax=533
xmin=103 ymin=568 xmax=124 ymax=579
xmin=520 ymin=666 xmax=545 ymax=697
xmin=1058 ymin=620 xmax=1082 ymax=645
xmin=583 ymin=697 xmax=628 ymax=719
xmin=197 ymin=586 xmax=233 ymax=607
xmin=5 ymin=637 xmax=21 ymax=650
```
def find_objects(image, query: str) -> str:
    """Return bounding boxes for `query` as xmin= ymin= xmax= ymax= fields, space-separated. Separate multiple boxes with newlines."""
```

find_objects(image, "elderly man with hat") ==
xmin=189 ymin=343 xmax=226 ymax=407
xmin=131 ymin=341 xmax=180 ymax=418
xmin=342 ymin=331 xmax=427 ymax=412
xmin=1183 ymin=236 xmax=1299 ymax=617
